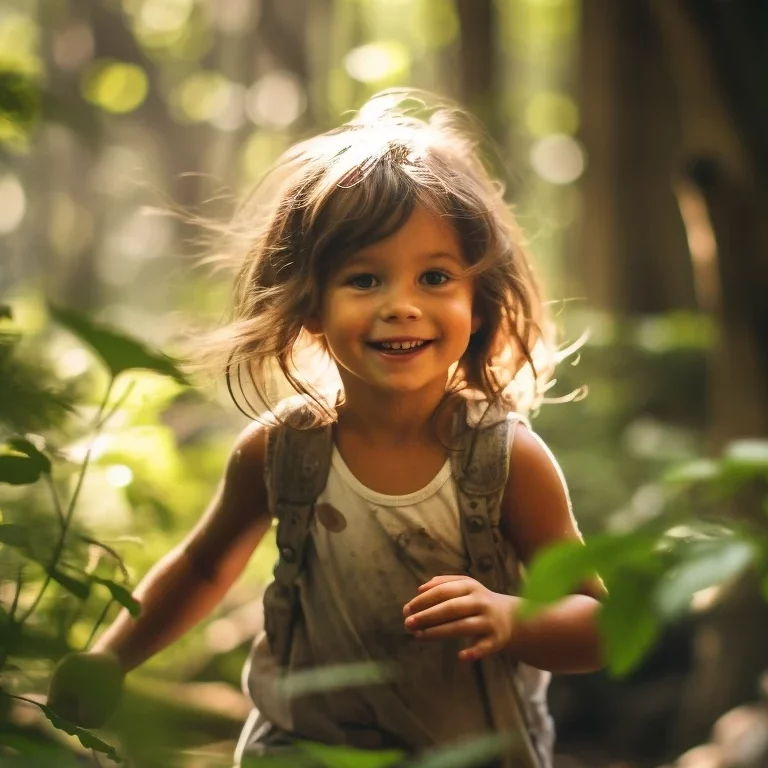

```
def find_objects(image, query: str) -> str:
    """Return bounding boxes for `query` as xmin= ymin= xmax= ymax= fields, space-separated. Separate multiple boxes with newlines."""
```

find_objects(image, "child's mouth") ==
xmin=366 ymin=339 xmax=435 ymax=358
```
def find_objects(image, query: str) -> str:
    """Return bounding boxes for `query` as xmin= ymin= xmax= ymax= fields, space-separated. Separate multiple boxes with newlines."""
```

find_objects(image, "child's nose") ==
xmin=380 ymin=291 xmax=423 ymax=321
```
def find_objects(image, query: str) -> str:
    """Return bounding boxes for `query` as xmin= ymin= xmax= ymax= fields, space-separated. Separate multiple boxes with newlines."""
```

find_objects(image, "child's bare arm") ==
xmin=404 ymin=424 xmax=605 ymax=673
xmin=493 ymin=424 xmax=605 ymax=671
xmin=91 ymin=421 xmax=273 ymax=672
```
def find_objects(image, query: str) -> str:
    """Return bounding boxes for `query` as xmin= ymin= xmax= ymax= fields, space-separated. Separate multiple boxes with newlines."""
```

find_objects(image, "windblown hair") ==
xmin=194 ymin=89 xmax=559 ymax=422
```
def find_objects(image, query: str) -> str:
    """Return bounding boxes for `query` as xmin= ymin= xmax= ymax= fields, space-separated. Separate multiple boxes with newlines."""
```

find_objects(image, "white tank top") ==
xmin=237 ymin=413 xmax=553 ymax=763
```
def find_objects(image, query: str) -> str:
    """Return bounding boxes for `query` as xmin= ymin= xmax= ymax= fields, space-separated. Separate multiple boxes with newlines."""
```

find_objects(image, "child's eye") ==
xmin=421 ymin=270 xmax=451 ymax=286
xmin=347 ymin=273 xmax=379 ymax=289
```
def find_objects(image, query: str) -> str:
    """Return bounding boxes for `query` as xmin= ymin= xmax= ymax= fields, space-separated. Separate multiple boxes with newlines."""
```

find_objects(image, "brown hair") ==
xmin=193 ymin=89 xmax=558 ymax=422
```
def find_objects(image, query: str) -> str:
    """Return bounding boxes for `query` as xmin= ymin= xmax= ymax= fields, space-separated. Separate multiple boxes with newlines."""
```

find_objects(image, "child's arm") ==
xmin=494 ymin=424 xmax=605 ymax=671
xmin=90 ymin=421 xmax=273 ymax=671
xmin=403 ymin=424 xmax=605 ymax=674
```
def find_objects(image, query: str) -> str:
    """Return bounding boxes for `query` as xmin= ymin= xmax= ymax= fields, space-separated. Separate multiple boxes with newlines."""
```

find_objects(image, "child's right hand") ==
xmin=47 ymin=651 xmax=125 ymax=728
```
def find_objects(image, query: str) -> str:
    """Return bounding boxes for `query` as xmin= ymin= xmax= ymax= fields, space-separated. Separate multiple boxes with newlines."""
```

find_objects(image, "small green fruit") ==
xmin=48 ymin=652 xmax=124 ymax=728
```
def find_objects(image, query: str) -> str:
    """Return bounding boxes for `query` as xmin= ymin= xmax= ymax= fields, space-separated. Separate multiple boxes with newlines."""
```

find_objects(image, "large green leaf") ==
xmin=655 ymin=539 xmax=755 ymax=618
xmin=407 ymin=733 xmax=517 ymax=768
xmin=38 ymin=703 xmax=124 ymax=763
xmin=92 ymin=576 xmax=140 ymax=617
xmin=299 ymin=741 xmax=404 ymax=768
xmin=280 ymin=661 xmax=397 ymax=699
xmin=49 ymin=304 xmax=189 ymax=385
xmin=521 ymin=531 xmax=657 ymax=613
xmin=599 ymin=570 xmax=661 ymax=677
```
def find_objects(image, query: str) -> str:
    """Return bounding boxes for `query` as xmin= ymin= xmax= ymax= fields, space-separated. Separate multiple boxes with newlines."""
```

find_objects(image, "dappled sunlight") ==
xmin=2 ymin=0 xmax=768 ymax=766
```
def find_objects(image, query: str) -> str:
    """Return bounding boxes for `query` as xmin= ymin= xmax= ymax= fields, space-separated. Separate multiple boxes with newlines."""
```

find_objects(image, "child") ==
xmin=49 ymin=90 xmax=605 ymax=768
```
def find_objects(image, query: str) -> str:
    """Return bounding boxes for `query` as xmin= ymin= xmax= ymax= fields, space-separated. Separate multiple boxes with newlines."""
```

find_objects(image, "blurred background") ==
xmin=1 ymin=1 xmax=768 ymax=767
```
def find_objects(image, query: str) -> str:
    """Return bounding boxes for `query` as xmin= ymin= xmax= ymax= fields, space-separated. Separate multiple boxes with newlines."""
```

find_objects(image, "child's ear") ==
xmin=471 ymin=314 xmax=482 ymax=334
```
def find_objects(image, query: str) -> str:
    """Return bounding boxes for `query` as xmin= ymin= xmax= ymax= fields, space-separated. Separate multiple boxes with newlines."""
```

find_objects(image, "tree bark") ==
xmin=579 ymin=0 xmax=695 ymax=314
xmin=455 ymin=0 xmax=502 ymax=142
xmin=651 ymin=0 xmax=768 ymax=746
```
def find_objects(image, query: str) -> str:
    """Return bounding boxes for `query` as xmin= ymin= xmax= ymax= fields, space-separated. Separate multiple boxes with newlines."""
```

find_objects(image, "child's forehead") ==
xmin=341 ymin=207 xmax=465 ymax=265
xmin=358 ymin=203 xmax=461 ymax=250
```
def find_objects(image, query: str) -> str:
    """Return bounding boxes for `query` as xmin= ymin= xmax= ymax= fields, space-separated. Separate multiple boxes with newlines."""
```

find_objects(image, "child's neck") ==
xmin=336 ymin=384 xmax=457 ymax=447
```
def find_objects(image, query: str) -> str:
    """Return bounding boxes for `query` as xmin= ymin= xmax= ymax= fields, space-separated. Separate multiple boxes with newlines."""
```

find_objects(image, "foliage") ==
xmin=522 ymin=434 xmax=768 ymax=676
xmin=0 ymin=303 xmax=189 ymax=764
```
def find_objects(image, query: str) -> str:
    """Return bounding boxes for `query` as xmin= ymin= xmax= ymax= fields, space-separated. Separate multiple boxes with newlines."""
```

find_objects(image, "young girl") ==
xmin=50 ymin=90 xmax=605 ymax=767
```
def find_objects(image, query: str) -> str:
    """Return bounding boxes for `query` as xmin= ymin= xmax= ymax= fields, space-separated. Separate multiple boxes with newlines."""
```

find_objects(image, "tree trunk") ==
xmin=455 ymin=0 xmax=502 ymax=143
xmin=579 ymin=0 xmax=695 ymax=314
xmin=651 ymin=0 xmax=768 ymax=746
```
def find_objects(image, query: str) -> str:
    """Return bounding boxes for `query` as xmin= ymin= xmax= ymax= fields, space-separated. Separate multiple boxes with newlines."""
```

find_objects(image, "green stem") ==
xmin=18 ymin=379 xmax=116 ymax=627
xmin=82 ymin=599 xmax=113 ymax=652
xmin=46 ymin=474 xmax=65 ymax=528
xmin=2 ymin=691 xmax=47 ymax=712
xmin=8 ymin=567 xmax=23 ymax=621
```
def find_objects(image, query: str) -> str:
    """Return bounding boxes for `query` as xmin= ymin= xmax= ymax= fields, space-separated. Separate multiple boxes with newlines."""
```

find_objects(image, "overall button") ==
xmin=478 ymin=554 xmax=494 ymax=572
xmin=468 ymin=515 xmax=486 ymax=532
xmin=280 ymin=547 xmax=297 ymax=563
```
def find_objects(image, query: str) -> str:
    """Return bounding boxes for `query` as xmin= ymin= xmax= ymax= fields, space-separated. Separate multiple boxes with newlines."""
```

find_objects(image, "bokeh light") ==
xmin=529 ymin=133 xmax=585 ymax=185
xmin=82 ymin=60 xmax=149 ymax=114
xmin=344 ymin=41 xmax=410 ymax=83
xmin=0 ymin=175 xmax=26 ymax=234
xmin=246 ymin=71 xmax=306 ymax=129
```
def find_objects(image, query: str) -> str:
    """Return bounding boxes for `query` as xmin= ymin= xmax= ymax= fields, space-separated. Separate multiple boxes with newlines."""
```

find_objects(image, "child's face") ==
xmin=310 ymin=205 xmax=480 ymax=397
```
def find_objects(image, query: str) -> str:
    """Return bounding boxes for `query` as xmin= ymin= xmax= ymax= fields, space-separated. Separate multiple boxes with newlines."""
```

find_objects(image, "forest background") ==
xmin=1 ymin=1 xmax=768 ymax=767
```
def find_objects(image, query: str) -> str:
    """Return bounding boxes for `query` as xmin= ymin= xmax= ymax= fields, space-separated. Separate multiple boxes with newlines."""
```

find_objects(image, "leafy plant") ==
xmin=0 ymin=304 xmax=188 ymax=764
xmin=521 ymin=441 xmax=768 ymax=676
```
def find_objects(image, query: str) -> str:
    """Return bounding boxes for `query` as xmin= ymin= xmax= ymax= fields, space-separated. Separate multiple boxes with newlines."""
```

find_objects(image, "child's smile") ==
xmin=312 ymin=205 xmax=481 ymax=396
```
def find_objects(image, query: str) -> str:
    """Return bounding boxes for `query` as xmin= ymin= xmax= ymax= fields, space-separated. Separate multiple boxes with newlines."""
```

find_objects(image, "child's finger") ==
xmin=411 ymin=616 xmax=487 ymax=641
xmin=404 ymin=579 xmax=473 ymax=615
xmin=458 ymin=638 xmax=497 ymax=662
xmin=417 ymin=575 xmax=467 ymax=593
xmin=404 ymin=595 xmax=478 ymax=631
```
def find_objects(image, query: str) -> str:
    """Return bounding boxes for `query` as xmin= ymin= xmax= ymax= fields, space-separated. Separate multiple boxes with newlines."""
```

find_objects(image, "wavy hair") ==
xmin=192 ymin=89 xmax=559 ymax=423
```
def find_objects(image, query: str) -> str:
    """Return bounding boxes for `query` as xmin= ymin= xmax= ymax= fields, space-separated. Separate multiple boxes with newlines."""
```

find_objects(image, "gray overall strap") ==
xmin=261 ymin=403 xmax=333 ymax=667
xmin=450 ymin=400 xmax=514 ymax=594
xmin=451 ymin=399 xmax=542 ymax=768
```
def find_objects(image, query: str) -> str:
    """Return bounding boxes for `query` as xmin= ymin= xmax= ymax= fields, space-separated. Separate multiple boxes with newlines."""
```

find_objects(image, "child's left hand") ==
xmin=403 ymin=575 xmax=518 ymax=662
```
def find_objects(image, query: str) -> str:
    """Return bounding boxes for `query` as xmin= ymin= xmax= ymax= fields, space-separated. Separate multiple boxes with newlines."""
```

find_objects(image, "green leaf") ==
xmin=600 ymin=571 xmax=661 ymax=677
xmin=0 ymin=449 xmax=41 ymax=485
xmin=279 ymin=661 xmax=397 ymax=699
xmin=48 ymin=568 xmax=91 ymax=600
xmin=655 ymin=539 xmax=755 ymax=618
xmin=7 ymin=437 xmax=51 ymax=474
xmin=92 ymin=576 xmax=140 ymax=617
xmin=299 ymin=741 xmax=404 ymax=768
xmin=0 ymin=438 xmax=49 ymax=485
xmin=38 ymin=703 xmax=124 ymax=763
xmin=406 ymin=732 xmax=517 ymax=768
xmin=49 ymin=304 xmax=189 ymax=385
xmin=522 ymin=532 xmax=657 ymax=612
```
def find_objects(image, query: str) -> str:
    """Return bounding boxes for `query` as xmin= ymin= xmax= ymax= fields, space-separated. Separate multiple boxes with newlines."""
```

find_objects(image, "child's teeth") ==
xmin=381 ymin=340 xmax=424 ymax=350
